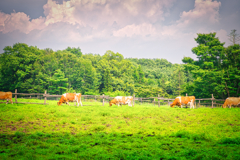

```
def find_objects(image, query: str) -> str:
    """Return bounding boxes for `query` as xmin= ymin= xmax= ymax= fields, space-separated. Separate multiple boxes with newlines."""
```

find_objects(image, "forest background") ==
xmin=0 ymin=32 xmax=239 ymax=99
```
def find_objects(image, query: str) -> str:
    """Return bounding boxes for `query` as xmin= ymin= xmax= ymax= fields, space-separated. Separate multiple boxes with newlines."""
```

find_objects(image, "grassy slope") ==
xmin=0 ymin=99 xmax=240 ymax=159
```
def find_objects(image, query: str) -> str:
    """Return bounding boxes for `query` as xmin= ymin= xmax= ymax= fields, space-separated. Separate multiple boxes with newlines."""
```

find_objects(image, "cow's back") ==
xmin=65 ymin=93 xmax=76 ymax=101
xmin=0 ymin=92 xmax=12 ymax=99
xmin=181 ymin=96 xmax=195 ymax=104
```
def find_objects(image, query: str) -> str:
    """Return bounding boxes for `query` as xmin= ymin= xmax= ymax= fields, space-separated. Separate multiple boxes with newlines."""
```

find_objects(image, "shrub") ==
xmin=220 ymin=137 xmax=240 ymax=145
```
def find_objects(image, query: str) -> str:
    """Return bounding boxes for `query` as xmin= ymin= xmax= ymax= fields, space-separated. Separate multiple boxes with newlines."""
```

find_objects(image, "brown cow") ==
xmin=170 ymin=96 xmax=195 ymax=109
xmin=0 ymin=92 xmax=13 ymax=104
xmin=222 ymin=97 xmax=240 ymax=108
xmin=57 ymin=93 xmax=82 ymax=107
xmin=109 ymin=96 xmax=133 ymax=107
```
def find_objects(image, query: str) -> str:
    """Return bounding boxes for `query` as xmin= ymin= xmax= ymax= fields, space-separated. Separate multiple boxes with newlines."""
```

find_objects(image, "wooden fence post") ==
xmin=153 ymin=98 xmax=155 ymax=106
xmin=186 ymin=93 xmax=188 ymax=96
xmin=212 ymin=94 xmax=214 ymax=108
xmin=15 ymin=89 xmax=17 ymax=103
xmin=133 ymin=94 xmax=135 ymax=107
xmin=44 ymin=90 xmax=47 ymax=105
xmin=158 ymin=94 xmax=160 ymax=107
xmin=198 ymin=100 xmax=200 ymax=108
xmin=102 ymin=94 xmax=104 ymax=106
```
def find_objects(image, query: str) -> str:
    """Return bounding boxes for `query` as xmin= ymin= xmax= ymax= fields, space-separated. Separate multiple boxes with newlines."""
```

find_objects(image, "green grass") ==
xmin=0 ymin=99 xmax=240 ymax=159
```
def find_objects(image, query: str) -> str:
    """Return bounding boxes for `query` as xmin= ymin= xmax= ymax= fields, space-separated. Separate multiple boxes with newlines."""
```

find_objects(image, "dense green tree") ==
xmin=0 ymin=43 xmax=42 ymax=92
xmin=48 ymin=69 xmax=68 ymax=95
xmin=183 ymin=33 xmax=240 ymax=98
xmin=2 ymin=34 xmax=238 ymax=99
xmin=222 ymin=44 xmax=240 ymax=97
xmin=65 ymin=47 xmax=82 ymax=57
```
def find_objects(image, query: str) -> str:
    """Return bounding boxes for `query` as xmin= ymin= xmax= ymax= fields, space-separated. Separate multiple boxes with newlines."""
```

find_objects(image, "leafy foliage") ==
xmin=183 ymin=32 xmax=240 ymax=98
xmin=0 ymin=30 xmax=239 ymax=99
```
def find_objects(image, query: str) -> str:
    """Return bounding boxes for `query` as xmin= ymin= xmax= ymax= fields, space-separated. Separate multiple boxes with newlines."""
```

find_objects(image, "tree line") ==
xmin=0 ymin=32 xmax=239 ymax=99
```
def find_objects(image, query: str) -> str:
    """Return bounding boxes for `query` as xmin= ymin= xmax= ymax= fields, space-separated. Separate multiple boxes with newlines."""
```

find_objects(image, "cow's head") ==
xmin=222 ymin=105 xmax=226 ymax=108
xmin=109 ymin=101 xmax=112 ymax=107
xmin=57 ymin=102 xmax=61 ymax=106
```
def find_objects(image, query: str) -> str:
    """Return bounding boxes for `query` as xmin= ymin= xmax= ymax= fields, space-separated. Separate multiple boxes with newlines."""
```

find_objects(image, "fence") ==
xmin=0 ymin=89 xmax=226 ymax=108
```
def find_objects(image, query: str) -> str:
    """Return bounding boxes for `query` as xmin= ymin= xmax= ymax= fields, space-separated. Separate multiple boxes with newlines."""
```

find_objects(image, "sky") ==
xmin=0 ymin=0 xmax=239 ymax=64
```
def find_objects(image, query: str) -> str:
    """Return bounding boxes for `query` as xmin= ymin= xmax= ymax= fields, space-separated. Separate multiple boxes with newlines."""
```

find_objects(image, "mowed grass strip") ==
xmin=0 ymin=100 xmax=240 ymax=159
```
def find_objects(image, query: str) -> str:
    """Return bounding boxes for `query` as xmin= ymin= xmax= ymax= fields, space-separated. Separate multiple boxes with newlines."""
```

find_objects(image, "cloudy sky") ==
xmin=0 ymin=0 xmax=239 ymax=63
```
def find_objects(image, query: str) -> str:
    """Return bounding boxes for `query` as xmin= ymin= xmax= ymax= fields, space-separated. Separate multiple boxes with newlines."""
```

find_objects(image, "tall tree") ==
xmin=228 ymin=29 xmax=240 ymax=45
xmin=48 ymin=69 xmax=68 ymax=95
xmin=183 ymin=33 xmax=239 ymax=98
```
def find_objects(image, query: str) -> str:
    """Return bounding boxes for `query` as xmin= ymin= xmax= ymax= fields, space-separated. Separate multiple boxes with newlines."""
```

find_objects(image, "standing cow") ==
xmin=170 ymin=96 xmax=195 ymax=109
xmin=222 ymin=97 xmax=240 ymax=108
xmin=109 ymin=96 xmax=133 ymax=107
xmin=0 ymin=91 xmax=13 ymax=104
xmin=57 ymin=93 xmax=82 ymax=107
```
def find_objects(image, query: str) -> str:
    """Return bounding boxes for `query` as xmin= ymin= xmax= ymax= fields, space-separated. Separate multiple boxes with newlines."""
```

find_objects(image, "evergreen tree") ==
xmin=48 ymin=69 xmax=68 ymax=95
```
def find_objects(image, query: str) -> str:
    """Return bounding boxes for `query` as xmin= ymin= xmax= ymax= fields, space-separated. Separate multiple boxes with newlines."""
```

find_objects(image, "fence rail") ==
xmin=0 ymin=89 xmax=230 ymax=108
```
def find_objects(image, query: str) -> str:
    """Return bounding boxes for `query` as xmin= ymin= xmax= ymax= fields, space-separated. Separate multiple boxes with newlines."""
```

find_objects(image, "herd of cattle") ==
xmin=0 ymin=91 xmax=240 ymax=108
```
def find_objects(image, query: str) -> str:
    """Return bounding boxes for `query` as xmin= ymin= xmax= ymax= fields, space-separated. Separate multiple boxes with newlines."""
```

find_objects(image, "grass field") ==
xmin=0 ymin=99 xmax=240 ymax=159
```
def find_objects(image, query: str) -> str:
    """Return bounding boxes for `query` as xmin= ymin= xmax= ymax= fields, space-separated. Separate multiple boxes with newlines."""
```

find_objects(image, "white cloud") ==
xmin=113 ymin=23 xmax=157 ymax=37
xmin=44 ymin=0 xmax=78 ymax=26
xmin=1 ymin=0 xmax=236 ymax=64
xmin=0 ymin=12 xmax=46 ymax=34
xmin=216 ymin=29 xmax=229 ymax=46
xmin=176 ymin=0 xmax=221 ymax=28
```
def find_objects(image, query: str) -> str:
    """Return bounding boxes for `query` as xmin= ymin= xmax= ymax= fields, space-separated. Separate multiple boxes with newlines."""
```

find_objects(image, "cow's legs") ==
xmin=79 ymin=99 xmax=82 ymax=106
xmin=80 ymin=101 xmax=82 ymax=106
xmin=76 ymin=100 xmax=82 ymax=107
xmin=128 ymin=101 xmax=132 ymax=107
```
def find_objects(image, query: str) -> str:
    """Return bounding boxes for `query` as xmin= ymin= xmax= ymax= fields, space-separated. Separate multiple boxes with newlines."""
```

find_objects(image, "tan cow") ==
xmin=222 ymin=97 xmax=240 ymax=108
xmin=109 ymin=96 xmax=133 ymax=107
xmin=57 ymin=93 xmax=82 ymax=107
xmin=0 ymin=91 xmax=13 ymax=104
xmin=170 ymin=96 xmax=195 ymax=109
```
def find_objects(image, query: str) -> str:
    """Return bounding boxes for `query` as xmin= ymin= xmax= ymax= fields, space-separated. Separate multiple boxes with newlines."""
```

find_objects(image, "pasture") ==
xmin=0 ymin=99 xmax=240 ymax=159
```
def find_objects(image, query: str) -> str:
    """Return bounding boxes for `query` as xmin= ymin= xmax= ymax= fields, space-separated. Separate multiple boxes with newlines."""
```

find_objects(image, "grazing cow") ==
xmin=222 ymin=97 xmax=240 ymax=108
xmin=170 ymin=96 xmax=195 ymax=109
xmin=57 ymin=93 xmax=82 ymax=107
xmin=109 ymin=96 xmax=133 ymax=107
xmin=0 ymin=91 xmax=13 ymax=104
